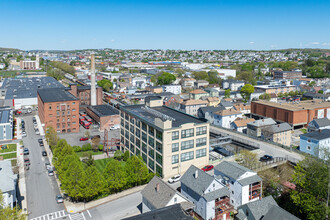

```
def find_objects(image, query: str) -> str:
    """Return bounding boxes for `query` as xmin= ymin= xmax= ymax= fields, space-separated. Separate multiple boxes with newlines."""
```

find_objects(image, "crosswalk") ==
xmin=30 ymin=210 xmax=67 ymax=220
xmin=69 ymin=212 xmax=86 ymax=220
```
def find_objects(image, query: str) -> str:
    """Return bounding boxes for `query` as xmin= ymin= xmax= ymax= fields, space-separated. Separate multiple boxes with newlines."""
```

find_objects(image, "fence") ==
xmin=251 ymin=157 xmax=288 ymax=171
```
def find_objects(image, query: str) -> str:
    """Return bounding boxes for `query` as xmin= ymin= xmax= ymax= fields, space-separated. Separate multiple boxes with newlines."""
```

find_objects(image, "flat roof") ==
xmin=87 ymin=105 xmax=119 ymax=117
xmin=121 ymin=104 xmax=207 ymax=129
xmin=38 ymin=88 xmax=79 ymax=103
xmin=0 ymin=110 xmax=11 ymax=124
xmin=253 ymin=100 xmax=330 ymax=111
xmin=1 ymin=77 xmax=65 ymax=100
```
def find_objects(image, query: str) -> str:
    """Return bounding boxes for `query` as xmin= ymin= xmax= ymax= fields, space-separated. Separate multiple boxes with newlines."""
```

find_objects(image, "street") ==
xmin=22 ymin=115 xmax=65 ymax=219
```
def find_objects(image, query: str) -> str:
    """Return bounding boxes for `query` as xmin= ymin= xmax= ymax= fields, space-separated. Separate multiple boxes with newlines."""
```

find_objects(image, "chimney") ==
xmin=156 ymin=183 xmax=160 ymax=192
xmin=90 ymin=53 xmax=96 ymax=106
xmin=195 ymin=170 xmax=198 ymax=179
xmin=277 ymin=124 xmax=280 ymax=127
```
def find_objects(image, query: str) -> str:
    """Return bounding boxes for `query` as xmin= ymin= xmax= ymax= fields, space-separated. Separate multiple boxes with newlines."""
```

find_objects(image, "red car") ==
xmin=202 ymin=165 xmax=214 ymax=172
xmin=80 ymin=137 xmax=89 ymax=141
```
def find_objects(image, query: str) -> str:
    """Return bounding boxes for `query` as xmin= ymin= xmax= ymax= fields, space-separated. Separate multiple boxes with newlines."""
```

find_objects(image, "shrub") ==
xmin=98 ymin=144 xmax=104 ymax=151
xmin=73 ymin=146 xmax=81 ymax=152
xmin=123 ymin=151 xmax=130 ymax=161
xmin=82 ymin=143 xmax=92 ymax=152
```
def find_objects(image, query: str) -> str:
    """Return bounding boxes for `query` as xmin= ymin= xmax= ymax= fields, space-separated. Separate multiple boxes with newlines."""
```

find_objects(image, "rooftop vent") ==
xmin=156 ymin=183 xmax=160 ymax=192
xmin=195 ymin=170 xmax=198 ymax=179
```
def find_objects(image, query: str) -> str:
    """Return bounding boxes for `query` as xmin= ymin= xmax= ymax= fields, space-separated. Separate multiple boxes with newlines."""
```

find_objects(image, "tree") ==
xmin=318 ymin=90 xmax=324 ymax=94
xmin=208 ymin=71 xmax=221 ymax=84
xmin=192 ymin=71 xmax=209 ymax=81
xmin=123 ymin=151 xmax=130 ymax=161
xmin=97 ymin=79 xmax=113 ymax=92
xmin=0 ymin=190 xmax=26 ymax=220
xmin=240 ymin=84 xmax=254 ymax=103
xmin=156 ymin=72 xmax=176 ymax=85
xmin=259 ymin=93 xmax=271 ymax=101
xmin=125 ymin=156 xmax=149 ymax=187
xmin=224 ymin=89 xmax=231 ymax=98
xmin=290 ymin=154 xmax=329 ymax=219
xmin=91 ymin=136 xmax=100 ymax=151
xmin=103 ymin=159 xmax=127 ymax=193
xmin=235 ymin=150 xmax=258 ymax=170
xmin=308 ymin=81 xmax=316 ymax=87
xmin=83 ymin=166 xmax=105 ymax=201
xmin=114 ymin=150 xmax=123 ymax=160
xmin=45 ymin=126 xmax=59 ymax=148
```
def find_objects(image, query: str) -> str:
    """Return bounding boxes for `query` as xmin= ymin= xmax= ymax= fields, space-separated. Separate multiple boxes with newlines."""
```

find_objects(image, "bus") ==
xmin=79 ymin=116 xmax=85 ymax=122
xmin=84 ymin=115 xmax=92 ymax=123
xmin=80 ymin=120 xmax=90 ymax=129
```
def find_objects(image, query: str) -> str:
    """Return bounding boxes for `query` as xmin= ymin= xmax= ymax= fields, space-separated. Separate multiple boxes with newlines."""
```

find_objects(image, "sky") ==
xmin=0 ymin=0 xmax=330 ymax=50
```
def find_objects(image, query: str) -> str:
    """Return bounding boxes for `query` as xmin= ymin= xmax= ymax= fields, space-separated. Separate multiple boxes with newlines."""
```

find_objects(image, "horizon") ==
xmin=1 ymin=0 xmax=329 ymax=50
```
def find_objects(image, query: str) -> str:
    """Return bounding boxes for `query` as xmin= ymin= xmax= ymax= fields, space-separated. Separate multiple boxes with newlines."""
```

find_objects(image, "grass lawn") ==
xmin=0 ymin=152 xmax=17 ymax=160
xmin=0 ymin=144 xmax=17 ymax=153
xmin=75 ymin=150 xmax=103 ymax=158
xmin=300 ymin=128 xmax=307 ymax=134
xmin=95 ymin=158 xmax=126 ymax=173
xmin=11 ymin=159 xmax=17 ymax=167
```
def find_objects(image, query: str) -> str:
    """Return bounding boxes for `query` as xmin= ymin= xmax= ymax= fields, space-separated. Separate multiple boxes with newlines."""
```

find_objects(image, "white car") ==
xmin=35 ymin=129 xmax=40 ymax=135
xmin=168 ymin=174 xmax=181 ymax=184
xmin=110 ymin=125 xmax=120 ymax=130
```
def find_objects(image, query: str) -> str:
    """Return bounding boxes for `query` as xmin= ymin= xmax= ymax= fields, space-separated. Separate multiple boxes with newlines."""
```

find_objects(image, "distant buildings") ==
xmin=222 ymin=79 xmax=245 ymax=91
xmin=231 ymin=117 xmax=255 ymax=133
xmin=189 ymin=89 xmax=209 ymax=100
xmin=181 ymin=78 xmax=196 ymax=89
xmin=38 ymin=88 xmax=80 ymax=133
xmin=120 ymin=97 xmax=209 ymax=178
xmin=194 ymin=80 xmax=209 ymax=89
xmin=254 ymin=84 xmax=296 ymax=94
xmin=162 ymin=84 xmax=182 ymax=95
xmin=300 ymin=129 xmax=330 ymax=158
xmin=68 ymin=84 xmax=103 ymax=106
xmin=273 ymin=70 xmax=302 ymax=80
xmin=262 ymin=123 xmax=292 ymax=147
xmin=179 ymin=99 xmax=208 ymax=116
xmin=247 ymin=118 xmax=277 ymax=138
xmin=20 ymin=57 xmax=40 ymax=70
xmin=0 ymin=160 xmax=17 ymax=208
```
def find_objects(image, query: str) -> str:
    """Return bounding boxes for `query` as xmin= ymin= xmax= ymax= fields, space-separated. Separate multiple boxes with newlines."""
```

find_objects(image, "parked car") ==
xmin=35 ymin=129 xmax=40 ymax=135
xmin=42 ymin=151 xmax=47 ymax=156
xmin=45 ymin=162 xmax=51 ymax=170
xmin=80 ymin=137 xmax=88 ymax=141
xmin=259 ymin=155 xmax=273 ymax=162
xmin=22 ymin=131 xmax=27 ymax=137
xmin=202 ymin=165 xmax=214 ymax=172
xmin=48 ymin=168 xmax=54 ymax=176
xmin=24 ymin=157 xmax=31 ymax=165
xmin=23 ymin=148 xmax=29 ymax=155
xmin=168 ymin=174 xmax=181 ymax=183
xmin=56 ymin=195 xmax=63 ymax=203
xmin=38 ymin=138 xmax=43 ymax=144
xmin=110 ymin=124 xmax=120 ymax=130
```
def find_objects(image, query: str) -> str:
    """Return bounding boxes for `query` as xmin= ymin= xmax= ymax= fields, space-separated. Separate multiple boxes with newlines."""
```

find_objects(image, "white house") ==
xmin=180 ymin=99 xmax=208 ymax=116
xmin=141 ymin=176 xmax=189 ymax=213
xmin=132 ymin=77 xmax=147 ymax=89
xmin=0 ymin=160 xmax=17 ymax=208
xmin=212 ymin=109 xmax=243 ymax=129
xmin=222 ymin=80 xmax=245 ymax=91
xmin=214 ymin=161 xmax=262 ymax=209
xmin=181 ymin=165 xmax=233 ymax=220
xmin=162 ymin=84 xmax=182 ymax=95
xmin=214 ymin=69 xmax=237 ymax=79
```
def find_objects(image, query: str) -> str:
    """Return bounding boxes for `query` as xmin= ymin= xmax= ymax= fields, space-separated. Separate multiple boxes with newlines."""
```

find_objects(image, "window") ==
xmin=67 ymin=111 xmax=70 ymax=115
xmin=172 ymin=143 xmax=179 ymax=152
xmin=172 ymin=154 xmax=179 ymax=164
xmin=72 ymin=109 xmax=76 ymax=111
xmin=149 ymin=137 xmax=154 ymax=147
xmin=148 ymin=160 xmax=154 ymax=170
xmin=142 ymin=153 xmax=147 ymax=163
xmin=156 ymin=165 xmax=163 ymax=177
xmin=181 ymin=151 xmax=194 ymax=162
xmin=307 ymin=146 xmax=311 ymax=150
xmin=72 ymin=102 xmax=75 ymax=105
xmin=142 ymin=122 xmax=147 ymax=132
xmin=136 ymin=128 xmax=140 ymax=138
xmin=148 ymin=127 xmax=154 ymax=136
xmin=148 ymin=147 xmax=154 ymax=158
xmin=156 ymin=142 xmax=162 ymax=153
xmin=49 ymin=105 xmax=52 ymax=110
xmin=181 ymin=140 xmax=194 ymax=150
xmin=196 ymin=137 xmax=207 ymax=147
xmin=156 ymin=153 xmax=162 ymax=165
xmin=181 ymin=128 xmax=194 ymax=138
xmin=172 ymin=131 xmax=179 ymax=140
xmin=196 ymin=148 xmax=206 ymax=158
xmin=57 ymin=111 xmax=60 ymax=116
xmin=72 ymin=122 xmax=76 ymax=124
xmin=142 ymin=132 xmax=147 ymax=143
xmin=156 ymin=130 xmax=162 ymax=141
xmin=196 ymin=126 xmax=207 ymax=135
xmin=142 ymin=142 xmax=147 ymax=153
xmin=174 ymin=198 xmax=177 ymax=203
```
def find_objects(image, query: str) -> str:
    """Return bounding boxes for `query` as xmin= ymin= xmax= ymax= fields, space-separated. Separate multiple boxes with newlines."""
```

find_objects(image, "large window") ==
xmin=156 ymin=130 xmax=162 ymax=141
xmin=172 ymin=131 xmax=179 ymax=140
xmin=142 ymin=132 xmax=147 ymax=143
xmin=148 ymin=147 xmax=154 ymax=158
xmin=172 ymin=143 xmax=179 ymax=152
xmin=142 ymin=142 xmax=147 ymax=153
xmin=181 ymin=128 xmax=194 ymax=138
xmin=142 ymin=122 xmax=147 ymax=132
xmin=172 ymin=154 xmax=179 ymax=164
xmin=156 ymin=142 xmax=162 ymax=153
xmin=196 ymin=137 xmax=207 ymax=147
xmin=181 ymin=140 xmax=194 ymax=150
xmin=156 ymin=165 xmax=163 ymax=177
xmin=149 ymin=160 xmax=154 ymax=170
xmin=148 ymin=137 xmax=154 ymax=147
xmin=136 ymin=128 xmax=140 ymax=138
xmin=196 ymin=148 xmax=207 ymax=158
xmin=196 ymin=126 xmax=207 ymax=135
xmin=181 ymin=151 xmax=194 ymax=162
xmin=156 ymin=153 xmax=162 ymax=165
xmin=148 ymin=127 xmax=154 ymax=137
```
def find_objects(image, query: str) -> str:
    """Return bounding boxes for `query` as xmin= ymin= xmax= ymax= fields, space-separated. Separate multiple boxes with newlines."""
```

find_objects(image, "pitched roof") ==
xmin=300 ymin=129 xmax=330 ymax=141
xmin=213 ymin=108 xmax=242 ymax=116
xmin=263 ymin=204 xmax=300 ymax=220
xmin=237 ymin=175 xmax=262 ymax=186
xmin=247 ymin=118 xmax=276 ymax=127
xmin=37 ymin=88 xmax=79 ymax=103
xmin=180 ymin=165 xmax=215 ymax=196
xmin=232 ymin=118 xmax=255 ymax=128
xmin=203 ymin=187 xmax=229 ymax=202
xmin=214 ymin=161 xmax=253 ymax=180
xmin=141 ymin=176 xmax=177 ymax=209
xmin=206 ymin=97 xmax=220 ymax=102
xmin=0 ymin=160 xmax=17 ymax=193
xmin=180 ymin=99 xmax=208 ymax=106
xmin=189 ymin=89 xmax=208 ymax=94
xmin=123 ymin=204 xmax=194 ymax=220
xmin=239 ymin=196 xmax=278 ymax=220
xmin=233 ymin=103 xmax=251 ymax=111
xmin=263 ymin=123 xmax=292 ymax=134
xmin=309 ymin=118 xmax=330 ymax=128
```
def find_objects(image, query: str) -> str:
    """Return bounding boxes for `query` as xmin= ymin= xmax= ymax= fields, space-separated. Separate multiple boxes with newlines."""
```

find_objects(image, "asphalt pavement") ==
xmin=22 ymin=115 xmax=64 ymax=219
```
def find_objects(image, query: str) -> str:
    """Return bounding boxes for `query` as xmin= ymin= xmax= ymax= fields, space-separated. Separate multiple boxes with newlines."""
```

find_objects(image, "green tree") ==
xmin=240 ymin=84 xmax=255 ymax=103
xmin=235 ymin=150 xmax=258 ymax=170
xmin=45 ymin=126 xmax=59 ymax=148
xmin=192 ymin=71 xmax=209 ymax=81
xmin=156 ymin=72 xmax=176 ymax=85
xmin=97 ymin=79 xmax=113 ymax=92
xmin=208 ymin=71 xmax=221 ymax=84
xmin=103 ymin=159 xmax=127 ymax=193
xmin=259 ymin=93 xmax=271 ymax=101
xmin=83 ymin=166 xmax=105 ymax=201
xmin=123 ymin=150 xmax=130 ymax=161
xmin=125 ymin=156 xmax=149 ymax=187
xmin=114 ymin=150 xmax=123 ymax=160
xmin=224 ymin=89 xmax=231 ymax=98
xmin=0 ymin=190 xmax=26 ymax=220
xmin=318 ymin=90 xmax=324 ymax=94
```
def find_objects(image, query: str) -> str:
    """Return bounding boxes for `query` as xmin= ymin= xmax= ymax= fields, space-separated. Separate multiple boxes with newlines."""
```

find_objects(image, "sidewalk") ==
xmin=35 ymin=115 xmax=45 ymax=137
xmin=17 ymin=142 xmax=28 ymax=215
xmin=16 ymin=117 xmax=22 ymax=140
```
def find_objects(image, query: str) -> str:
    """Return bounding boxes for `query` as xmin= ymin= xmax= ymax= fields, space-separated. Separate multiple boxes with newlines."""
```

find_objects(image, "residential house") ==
xmin=181 ymin=165 xmax=233 ymax=220
xmin=182 ymin=78 xmax=196 ymax=89
xmin=219 ymin=100 xmax=233 ymax=110
xmin=222 ymin=79 xmax=245 ymax=91
xmin=132 ymin=77 xmax=147 ymax=89
xmin=212 ymin=109 xmax=243 ymax=129
xmin=162 ymin=84 xmax=182 ymax=95
xmin=194 ymin=80 xmax=209 ymax=89
xmin=205 ymin=97 xmax=220 ymax=107
xmin=0 ymin=160 xmax=17 ymax=208
xmin=198 ymin=106 xmax=226 ymax=123
xmin=233 ymin=103 xmax=251 ymax=115
xmin=146 ymin=86 xmax=163 ymax=93
xmin=236 ymin=196 xmax=300 ymax=220
xmin=247 ymin=118 xmax=276 ymax=138
xmin=141 ymin=176 xmax=189 ymax=213
xmin=300 ymin=129 xmax=330 ymax=158
xmin=269 ymin=93 xmax=278 ymax=103
xmin=204 ymin=88 xmax=220 ymax=97
xmin=231 ymin=118 xmax=255 ymax=134
xmin=307 ymin=118 xmax=330 ymax=132
xmin=261 ymin=123 xmax=292 ymax=147
xmin=214 ymin=161 xmax=262 ymax=209
xmin=180 ymin=99 xmax=208 ymax=116
xmin=189 ymin=89 xmax=209 ymax=100
xmin=0 ymin=107 xmax=13 ymax=141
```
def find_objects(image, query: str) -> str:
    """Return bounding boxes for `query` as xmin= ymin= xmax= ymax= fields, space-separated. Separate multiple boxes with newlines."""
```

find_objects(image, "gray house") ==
xmin=307 ymin=118 xmax=330 ymax=132
xmin=0 ymin=160 xmax=17 ymax=208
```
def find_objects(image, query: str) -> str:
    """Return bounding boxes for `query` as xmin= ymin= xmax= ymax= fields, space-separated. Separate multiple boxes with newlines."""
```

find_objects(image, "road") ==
xmin=22 ymin=115 xmax=64 ymax=219
xmin=210 ymin=125 xmax=304 ymax=162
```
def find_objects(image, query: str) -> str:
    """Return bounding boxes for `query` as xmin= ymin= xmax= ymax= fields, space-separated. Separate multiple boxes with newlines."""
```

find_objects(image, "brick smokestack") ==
xmin=91 ymin=53 xmax=96 ymax=106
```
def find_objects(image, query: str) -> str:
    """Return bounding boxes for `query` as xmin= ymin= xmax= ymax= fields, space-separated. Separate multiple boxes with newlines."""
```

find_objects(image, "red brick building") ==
xmin=85 ymin=105 xmax=120 ymax=131
xmin=38 ymin=88 xmax=80 ymax=133
xmin=68 ymin=84 xmax=103 ymax=106
xmin=251 ymin=100 xmax=330 ymax=128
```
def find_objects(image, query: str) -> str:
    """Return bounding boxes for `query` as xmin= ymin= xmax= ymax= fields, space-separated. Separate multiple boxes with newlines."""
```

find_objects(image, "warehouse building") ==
xmin=85 ymin=104 xmax=120 ymax=131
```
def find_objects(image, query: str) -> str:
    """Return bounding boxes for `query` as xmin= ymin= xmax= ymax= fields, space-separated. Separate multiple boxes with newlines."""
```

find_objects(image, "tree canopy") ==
xmin=97 ymin=79 xmax=113 ymax=92
xmin=240 ymin=84 xmax=254 ymax=103
xmin=156 ymin=72 xmax=176 ymax=85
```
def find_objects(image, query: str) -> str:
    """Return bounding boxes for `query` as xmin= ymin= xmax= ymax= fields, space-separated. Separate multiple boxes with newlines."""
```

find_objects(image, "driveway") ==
xmin=21 ymin=115 xmax=64 ymax=219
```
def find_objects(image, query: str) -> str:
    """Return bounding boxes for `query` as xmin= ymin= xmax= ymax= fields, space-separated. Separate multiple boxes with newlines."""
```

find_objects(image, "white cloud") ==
xmin=249 ymin=41 xmax=255 ymax=45
xmin=311 ymin=42 xmax=320 ymax=45
xmin=322 ymin=42 xmax=330 ymax=46
xmin=111 ymin=39 xmax=115 ymax=42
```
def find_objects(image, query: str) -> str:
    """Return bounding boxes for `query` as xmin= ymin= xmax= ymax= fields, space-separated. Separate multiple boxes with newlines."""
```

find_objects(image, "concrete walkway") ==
xmin=17 ymin=142 xmax=28 ymax=215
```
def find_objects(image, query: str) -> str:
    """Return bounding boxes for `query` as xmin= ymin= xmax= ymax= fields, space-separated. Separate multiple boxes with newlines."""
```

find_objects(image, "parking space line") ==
xmin=86 ymin=210 xmax=92 ymax=218
xmin=82 ymin=212 xmax=86 ymax=220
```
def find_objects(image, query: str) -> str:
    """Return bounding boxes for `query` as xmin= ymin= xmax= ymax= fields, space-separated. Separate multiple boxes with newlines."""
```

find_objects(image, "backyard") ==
xmin=0 ymin=144 xmax=17 ymax=153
